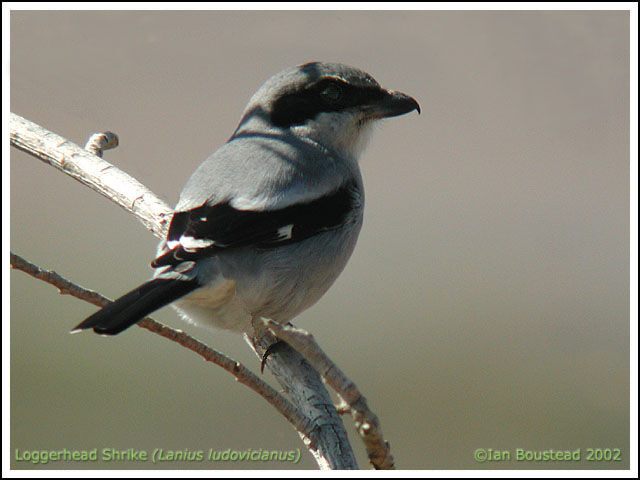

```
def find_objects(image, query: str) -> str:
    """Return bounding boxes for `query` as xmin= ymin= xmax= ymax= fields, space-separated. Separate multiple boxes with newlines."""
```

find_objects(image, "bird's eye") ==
xmin=320 ymin=81 xmax=343 ymax=102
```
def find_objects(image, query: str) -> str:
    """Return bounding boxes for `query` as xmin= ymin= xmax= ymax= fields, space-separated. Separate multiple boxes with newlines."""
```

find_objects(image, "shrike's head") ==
xmin=234 ymin=62 xmax=420 ymax=161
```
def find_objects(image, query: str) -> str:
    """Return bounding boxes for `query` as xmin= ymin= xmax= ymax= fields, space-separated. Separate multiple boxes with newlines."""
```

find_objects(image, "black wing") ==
xmin=152 ymin=180 xmax=359 ymax=268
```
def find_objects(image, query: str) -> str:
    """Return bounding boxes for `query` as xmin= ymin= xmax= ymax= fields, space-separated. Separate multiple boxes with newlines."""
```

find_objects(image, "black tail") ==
xmin=71 ymin=278 xmax=199 ymax=335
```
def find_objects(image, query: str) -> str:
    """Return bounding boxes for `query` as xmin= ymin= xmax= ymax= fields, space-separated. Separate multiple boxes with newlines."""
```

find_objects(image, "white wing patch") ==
xmin=166 ymin=224 xmax=293 ymax=254
xmin=169 ymin=235 xmax=216 ymax=252
xmin=276 ymin=224 xmax=294 ymax=240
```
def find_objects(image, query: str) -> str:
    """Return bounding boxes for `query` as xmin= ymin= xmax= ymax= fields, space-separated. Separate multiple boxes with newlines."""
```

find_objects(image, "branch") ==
xmin=246 ymin=330 xmax=357 ymax=470
xmin=10 ymin=113 xmax=171 ymax=238
xmin=10 ymin=112 xmax=359 ymax=469
xmin=262 ymin=320 xmax=395 ymax=469
xmin=9 ymin=252 xmax=315 ymax=447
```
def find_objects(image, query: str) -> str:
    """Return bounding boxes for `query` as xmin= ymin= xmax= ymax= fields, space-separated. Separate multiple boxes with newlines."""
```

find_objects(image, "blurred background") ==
xmin=10 ymin=10 xmax=630 ymax=470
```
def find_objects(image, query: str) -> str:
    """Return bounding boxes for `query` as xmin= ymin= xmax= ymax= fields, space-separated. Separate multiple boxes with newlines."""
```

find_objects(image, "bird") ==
xmin=71 ymin=61 xmax=420 ymax=337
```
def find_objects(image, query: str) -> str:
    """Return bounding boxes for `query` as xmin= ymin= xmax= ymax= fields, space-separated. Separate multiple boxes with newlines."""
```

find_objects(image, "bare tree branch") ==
xmin=9 ymin=252 xmax=316 ymax=452
xmin=245 ymin=329 xmax=358 ymax=470
xmin=10 ymin=111 xmax=395 ymax=469
xmin=10 ymin=113 xmax=171 ymax=238
xmin=261 ymin=319 xmax=395 ymax=469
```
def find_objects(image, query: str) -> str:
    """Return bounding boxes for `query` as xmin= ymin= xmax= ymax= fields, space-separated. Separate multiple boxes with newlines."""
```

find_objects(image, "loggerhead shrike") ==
xmin=72 ymin=62 xmax=419 ymax=336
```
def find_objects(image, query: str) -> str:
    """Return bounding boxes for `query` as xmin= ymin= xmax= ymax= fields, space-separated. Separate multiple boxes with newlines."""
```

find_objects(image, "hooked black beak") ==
xmin=370 ymin=89 xmax=421 ymax=119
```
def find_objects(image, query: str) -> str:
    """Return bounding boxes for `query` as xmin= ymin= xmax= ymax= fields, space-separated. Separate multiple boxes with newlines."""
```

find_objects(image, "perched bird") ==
xmin=72 ymin=62 xmax=419 ymax=336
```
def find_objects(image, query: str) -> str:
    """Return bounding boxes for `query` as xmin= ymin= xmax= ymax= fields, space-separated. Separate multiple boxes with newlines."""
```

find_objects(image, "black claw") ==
xmin=261 ymin=340 xmax=287 ymax=373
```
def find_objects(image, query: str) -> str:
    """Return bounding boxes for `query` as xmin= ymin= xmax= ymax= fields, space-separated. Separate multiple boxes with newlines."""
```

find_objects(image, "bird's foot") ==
xmin=261 ymin=340 xmax=288 ymax=374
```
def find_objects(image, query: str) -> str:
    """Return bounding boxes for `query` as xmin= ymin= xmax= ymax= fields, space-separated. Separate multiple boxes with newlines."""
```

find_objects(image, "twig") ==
xmin=9 ymin=252 xmax=317 ymax=452
xmin=246 ymin=330 xmax=358 ymax=470
xmin=84 ymin=131 xmax=119 ymax=158
xmin=262 ymin=319 xmax=395 ymax=469
xmin=10 ymin=113 xmax=171 ymax=238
